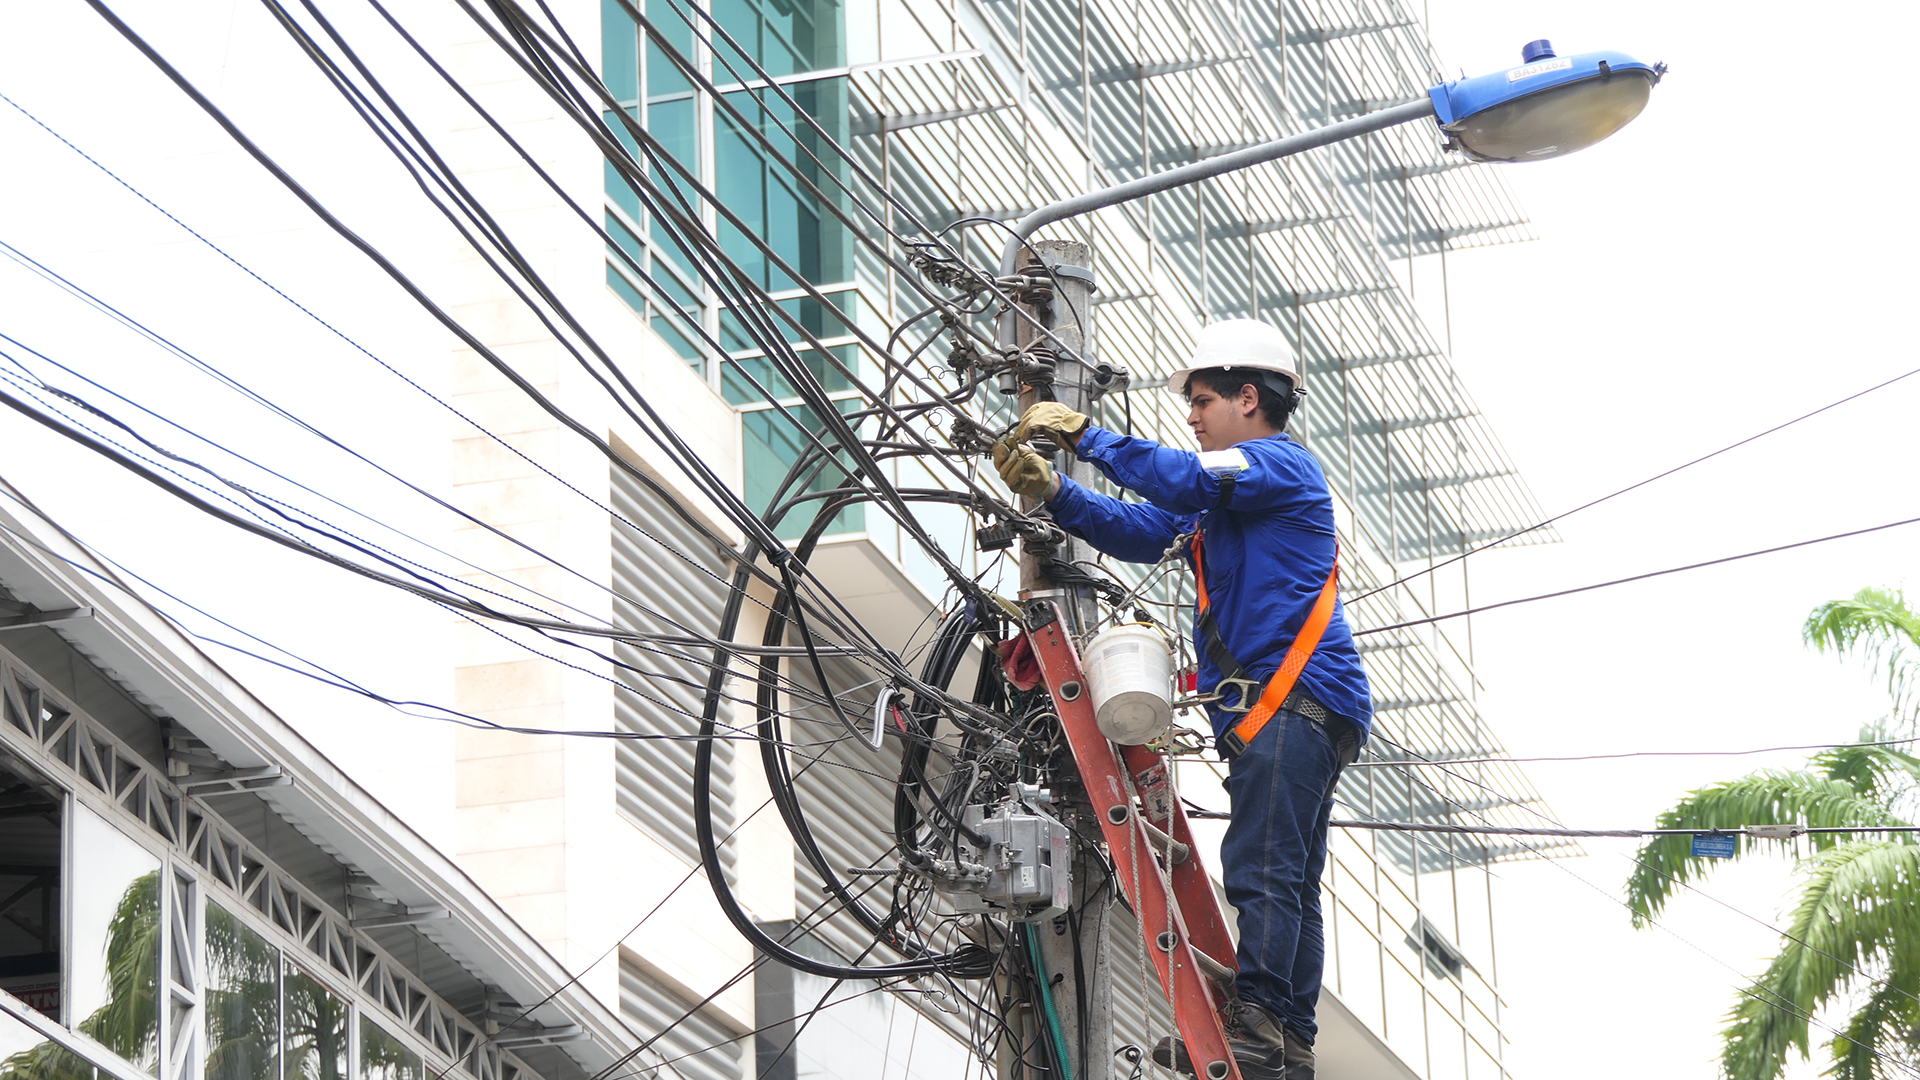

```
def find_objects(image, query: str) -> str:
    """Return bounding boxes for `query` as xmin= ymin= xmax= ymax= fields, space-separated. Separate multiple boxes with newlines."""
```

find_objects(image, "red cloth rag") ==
xmin=996 ymin=634 xmax=1043 ymax=691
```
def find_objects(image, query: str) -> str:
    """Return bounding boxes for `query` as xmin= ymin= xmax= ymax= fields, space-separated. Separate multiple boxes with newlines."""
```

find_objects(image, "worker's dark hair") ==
xmin=1184 ymin=367 xmax=1299 ymax=432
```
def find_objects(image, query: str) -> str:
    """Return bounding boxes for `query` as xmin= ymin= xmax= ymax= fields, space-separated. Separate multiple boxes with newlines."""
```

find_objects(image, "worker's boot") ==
xmin=1149 ymin=999 xmax=1291 ymax=1080
xmin=1281 ymin=1026 xmax=1315 ymax=1079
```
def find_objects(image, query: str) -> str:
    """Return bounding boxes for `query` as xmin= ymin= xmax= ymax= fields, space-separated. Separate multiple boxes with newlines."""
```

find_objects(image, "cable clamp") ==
xmin=1745 ymin=824 xmax=1808 ymax=840
xmin=948 ymin=413 xmax=1003 ymax=453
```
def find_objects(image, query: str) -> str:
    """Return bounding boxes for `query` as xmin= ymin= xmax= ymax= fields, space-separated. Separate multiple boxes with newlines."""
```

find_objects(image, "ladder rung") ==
xmin=1141 ymin=819 xmax=1192 ymax=865
xmin=1192 ymin=948 xmax=1235 ymax=989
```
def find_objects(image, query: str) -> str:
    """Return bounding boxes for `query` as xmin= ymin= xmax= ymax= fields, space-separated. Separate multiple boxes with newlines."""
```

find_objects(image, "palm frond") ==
xmin=1625 ymin=773 xmax=1910 ymax=926
xmin=1722 ymin=842 xmax=1920 ymax=1080
xmin=1813 ymin=725 xmax=1920 ymax=801
xmin=1805 ymin=588 xmax=1920 ymax=723
xmin=1823 ymin=969 xmax=1920 ymax=1080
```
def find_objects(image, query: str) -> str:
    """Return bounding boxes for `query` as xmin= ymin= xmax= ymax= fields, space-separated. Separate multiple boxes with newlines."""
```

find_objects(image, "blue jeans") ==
xmin=1219 ymin=707 xmax=1357 ymax=1044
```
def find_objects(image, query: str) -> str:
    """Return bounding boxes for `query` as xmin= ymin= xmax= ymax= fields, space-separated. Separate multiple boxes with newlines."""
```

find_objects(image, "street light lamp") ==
xmin=997 ymin=38 xmax=1666 ymax=288
xmin=1431 ymin=39 xmax=1666 ymax=163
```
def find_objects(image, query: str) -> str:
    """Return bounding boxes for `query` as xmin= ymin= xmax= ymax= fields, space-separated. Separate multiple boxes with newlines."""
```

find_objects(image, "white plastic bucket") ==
xmin=1083 ymin=623 xmax=1174 ymax=745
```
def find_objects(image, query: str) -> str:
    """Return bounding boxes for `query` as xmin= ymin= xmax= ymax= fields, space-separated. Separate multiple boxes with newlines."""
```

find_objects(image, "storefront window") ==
xmin=0 ymin=751 xmax=61 ymax=1024
xmin=357 ymin=1018 xmax=420 ymax=1080
xmin=68 ymin=808 xmax=158 ymax=1073
xmin=205 ymin=903 xmax=278 ymax=1080
xmin=284 ymin=964 xmax=347 ymax=1080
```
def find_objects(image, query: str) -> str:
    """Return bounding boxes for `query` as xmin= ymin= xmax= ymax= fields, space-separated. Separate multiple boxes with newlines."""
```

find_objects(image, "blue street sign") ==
xmin=1691 ymin=833 xmax=1738 ymax=859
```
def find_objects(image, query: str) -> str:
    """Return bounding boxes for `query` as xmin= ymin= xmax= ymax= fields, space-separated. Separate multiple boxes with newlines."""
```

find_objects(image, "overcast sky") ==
xmin=1418 ymin=1 xmax=1920 ymax=1076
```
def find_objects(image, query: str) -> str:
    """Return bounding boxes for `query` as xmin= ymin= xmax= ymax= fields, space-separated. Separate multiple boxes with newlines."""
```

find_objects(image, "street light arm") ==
xmin=997 ymin=96 xmax=1438 ymax=281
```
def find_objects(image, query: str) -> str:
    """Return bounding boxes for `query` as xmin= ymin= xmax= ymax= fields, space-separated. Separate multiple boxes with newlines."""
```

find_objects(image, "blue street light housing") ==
xmin=1429 ymin=41 xmax=1665 ymax=163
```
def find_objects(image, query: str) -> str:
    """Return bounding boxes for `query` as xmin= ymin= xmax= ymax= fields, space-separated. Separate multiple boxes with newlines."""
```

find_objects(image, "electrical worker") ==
xmin=992 ymin=318 xmax=1371 ymax=1080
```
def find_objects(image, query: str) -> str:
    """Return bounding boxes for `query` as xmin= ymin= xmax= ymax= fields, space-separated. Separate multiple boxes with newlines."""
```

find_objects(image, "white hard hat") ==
xmin=1164 ymin=319 xmax=1300 ymax=396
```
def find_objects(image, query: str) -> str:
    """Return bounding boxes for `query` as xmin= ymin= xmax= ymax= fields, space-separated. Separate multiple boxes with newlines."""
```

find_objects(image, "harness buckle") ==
xmin=1214 ymin=677 xmax=1262 ymax=714
xmin=1218 ymin=728 xmax=1249 ymax=761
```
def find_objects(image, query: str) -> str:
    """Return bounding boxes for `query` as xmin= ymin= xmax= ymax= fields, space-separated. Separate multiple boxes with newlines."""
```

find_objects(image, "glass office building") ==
xmin=598 ymin=0 xmax=1568 ymax=1077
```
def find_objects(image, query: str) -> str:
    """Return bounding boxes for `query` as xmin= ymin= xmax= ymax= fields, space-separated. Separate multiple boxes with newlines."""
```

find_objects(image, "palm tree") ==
xmin=1624 ymin=586 xmax=1920 ymax=1080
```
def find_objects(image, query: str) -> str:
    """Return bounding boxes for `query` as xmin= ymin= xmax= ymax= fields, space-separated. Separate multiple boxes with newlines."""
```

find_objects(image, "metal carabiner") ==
xmin=1214 ymin=677 xmax=1262 ymax=714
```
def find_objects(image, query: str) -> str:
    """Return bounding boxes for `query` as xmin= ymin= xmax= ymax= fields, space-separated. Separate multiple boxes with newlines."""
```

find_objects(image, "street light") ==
xmin=991 ymin=36 xmax=1664 ymax=619
xmin=997 ymin=38 xmax=1666 ymax=287
xmin=1430 ymin=39 xmax=1666 ymax=163
xmin=973 ymin=41 xmax=1667 ymax=1080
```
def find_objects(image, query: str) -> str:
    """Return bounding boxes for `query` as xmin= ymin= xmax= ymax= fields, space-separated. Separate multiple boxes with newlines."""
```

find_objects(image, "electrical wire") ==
xmin=1357 ymin=512 xmax=1920 ymax=637
xmin=1317 ymin=819 xmax=1920 ymax=839
xmin=0 ymin=490 xmax=885 ymax=759
xmin=1354 ymin=728 xmax=1920 ymax=1046
xmin=597 ymin=0 xmax=1096 ymax=373
xmin=1348 ymin=358 xmax=1920 ymax=608
xmin=341 ymin=0 xmax=1039 ymax=699
xmin=0 ymin=361 xmax=913 ymax=749
xmin=0 ymin=258 xmax=912 ymax=730
xmin=0 ymin=109 xmax=809 ymax=631
xmin=484 ymin=3 xmax=1007 ymax=582
xmin=76 ymin=0 xmax=806 ymax=583
xmin=466 ymin=0 xmax=1057 ymax=528
xmin=0 ymin=464 xmax=982 ymax=1076
xmin=1344 ymin=734 xmax=1920 ymax=769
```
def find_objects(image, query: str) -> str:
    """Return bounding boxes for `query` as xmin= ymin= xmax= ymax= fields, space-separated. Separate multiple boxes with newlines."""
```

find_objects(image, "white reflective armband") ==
xmin=1196 ymin=449 xmax=1250 ymax=476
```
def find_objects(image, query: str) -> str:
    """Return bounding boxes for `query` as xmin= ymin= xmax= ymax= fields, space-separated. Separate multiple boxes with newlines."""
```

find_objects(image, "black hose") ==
xmin=894 ymin=602 xmax=994 ymax=858
xmin=694 ymin=457 xmax=995 ymax=977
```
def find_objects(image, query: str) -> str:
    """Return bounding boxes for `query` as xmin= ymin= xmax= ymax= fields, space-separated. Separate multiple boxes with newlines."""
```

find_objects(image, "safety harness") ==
xmin=1191 ymin=527 xmax=1341 ymax=760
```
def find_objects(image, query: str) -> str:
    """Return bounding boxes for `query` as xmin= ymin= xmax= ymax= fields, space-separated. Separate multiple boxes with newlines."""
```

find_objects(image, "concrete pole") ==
xmin=1010 ymin=237 xmax=1113 ymax=1080
xmin=1012 ymin=238 xmax=1098 ymax=637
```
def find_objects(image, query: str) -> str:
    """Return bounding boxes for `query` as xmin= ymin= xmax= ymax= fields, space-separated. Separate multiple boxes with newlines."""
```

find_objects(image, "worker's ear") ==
xmin=1237 ymin=383 xmax=1262 ymax=419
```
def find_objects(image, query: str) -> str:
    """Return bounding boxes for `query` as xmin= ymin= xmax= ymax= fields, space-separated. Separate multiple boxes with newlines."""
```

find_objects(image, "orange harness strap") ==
xmin=1192 ymin=530 xmax=1341 ymax=755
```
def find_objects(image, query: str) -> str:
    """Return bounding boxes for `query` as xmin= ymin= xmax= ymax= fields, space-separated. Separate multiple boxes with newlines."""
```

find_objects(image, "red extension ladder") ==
xmin=1023 ymin=599 xmax=1245 ymax=1080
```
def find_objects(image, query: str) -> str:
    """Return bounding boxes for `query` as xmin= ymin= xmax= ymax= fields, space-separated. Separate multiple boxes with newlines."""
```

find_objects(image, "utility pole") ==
xmin=1012 ymin=237 xmax=1098 ymax=635
xmin=1009 ymin=237 xmax=1114 ymax=1080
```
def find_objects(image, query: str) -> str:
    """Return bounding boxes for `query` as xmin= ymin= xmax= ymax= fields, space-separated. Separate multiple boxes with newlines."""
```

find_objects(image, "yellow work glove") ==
xmin=1013 ymin=401 xmax=1090 ymax=447
xmin=993 ymin=437 xmax=1055 ymax=498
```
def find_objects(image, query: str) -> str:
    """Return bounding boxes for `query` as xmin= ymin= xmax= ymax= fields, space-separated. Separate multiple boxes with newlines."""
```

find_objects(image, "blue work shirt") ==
xmin=1045 ymin=425 xmax=1372 ymax=742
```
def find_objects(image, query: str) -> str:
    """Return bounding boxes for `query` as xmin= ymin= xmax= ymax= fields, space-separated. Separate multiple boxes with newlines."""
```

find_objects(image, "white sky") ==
xmin=1417 ymin=1 xmax=1920 ymax=1077
xmin=2 ymin=0 xmax=1917 ymax=1077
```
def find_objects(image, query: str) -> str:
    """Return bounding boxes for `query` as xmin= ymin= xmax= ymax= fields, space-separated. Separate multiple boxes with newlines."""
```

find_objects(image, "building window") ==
xmin=738 ymin=383 xmax=865 ymax=539
xmin=711 ymin=0 xmax=845 ymax=78
xmin=205 ymin=902 xmax=279 ymax=1080
xmin=713 ymin=78 xmax=852 ymax=300
xmin=67 ymin=806 xmax=161 ymax=1072
xmin=283 ymin=962 xmax=348 ymax=1080
xmin=0 ymin=1009 xmax=96 ymax=1079
xmin=0 ymin=750 xmax=60 ymax=1023
xmin=599 ymin=1 xmax=856 ymax=366
xmin=1403 ymin=916 xmax=1469 ymax=981
xmin=602 ymin=0 xmax=708 ymax=368
xmin=358 ymin=1017 xmax=421 ymax=1080
xmin=602 ymin=0 xmax=864 ymax=538
xmin=0 ymin=647 xmax=541 ymax=1080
